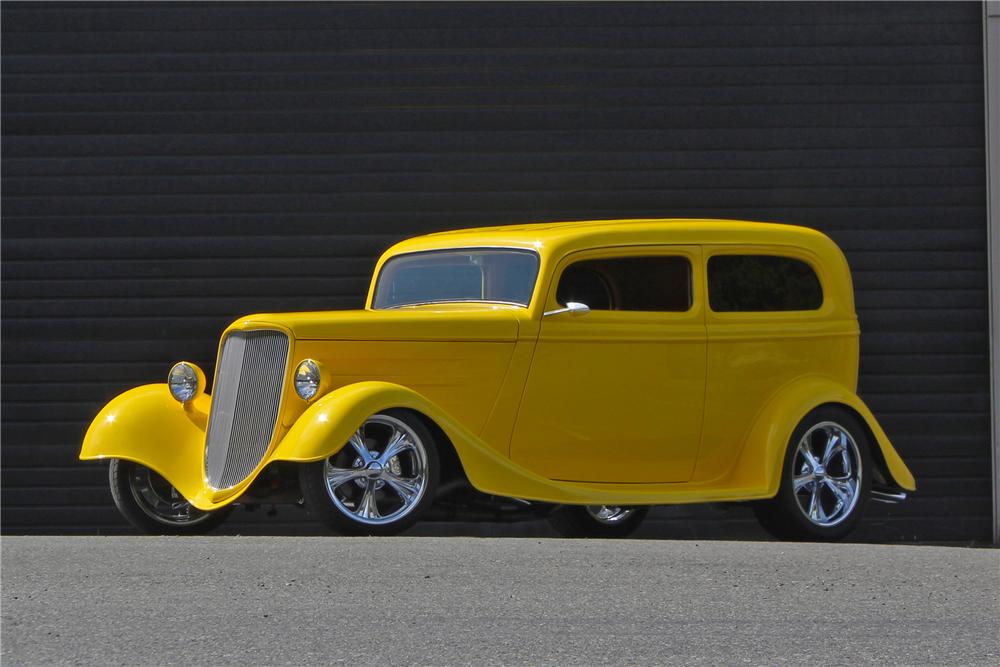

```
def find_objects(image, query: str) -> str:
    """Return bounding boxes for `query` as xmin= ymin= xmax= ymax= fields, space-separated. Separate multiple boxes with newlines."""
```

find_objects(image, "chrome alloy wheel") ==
xmin=323 ymin=414 xmax=429 ymax=526
xmin=792 ymin=421 xmax=862 ymax=528
xmin=586 ymin=505 xmax=636 ymax=525
xmin=129 ymin=465 xmax=212 ymax=526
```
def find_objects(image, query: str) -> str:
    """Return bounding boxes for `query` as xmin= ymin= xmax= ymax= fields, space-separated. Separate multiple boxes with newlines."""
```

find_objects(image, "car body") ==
xmin=81 ymin=219 xmax=915 ymax=539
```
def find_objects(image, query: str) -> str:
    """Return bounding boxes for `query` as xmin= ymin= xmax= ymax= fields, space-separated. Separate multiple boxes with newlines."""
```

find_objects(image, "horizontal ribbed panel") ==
xmin=204 ymin=330 xmax=288 ymax=489
xmin=0 ymin=1 xmax=991 ymax=539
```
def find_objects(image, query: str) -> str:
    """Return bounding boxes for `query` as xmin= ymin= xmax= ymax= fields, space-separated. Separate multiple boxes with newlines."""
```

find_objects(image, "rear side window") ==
xmin=708 ymin=255 xmax=822 ymax=312
xmin=556 ymin=256 xmax=691 ymax=312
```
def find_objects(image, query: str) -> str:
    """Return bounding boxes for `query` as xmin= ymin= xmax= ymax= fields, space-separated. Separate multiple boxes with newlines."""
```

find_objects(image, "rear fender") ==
xmin=728 ymin=375 xmax=916 ymax=496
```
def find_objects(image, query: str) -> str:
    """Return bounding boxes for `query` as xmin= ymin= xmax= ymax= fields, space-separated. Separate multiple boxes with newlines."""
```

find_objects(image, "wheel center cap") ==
xmin=814 ymin=464 xmax=826 ymax=476
xmin=364 ymin=461 xmax=383 ymax=478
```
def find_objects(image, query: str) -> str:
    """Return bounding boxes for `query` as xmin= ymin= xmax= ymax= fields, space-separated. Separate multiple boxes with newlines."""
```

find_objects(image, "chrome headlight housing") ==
xmin=294 ymin=359 xmax=322 ymax=401
xmin=168 ymin=362 xmax=205 ymax=403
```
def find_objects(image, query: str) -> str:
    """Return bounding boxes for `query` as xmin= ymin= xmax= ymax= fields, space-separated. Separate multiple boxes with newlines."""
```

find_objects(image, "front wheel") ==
xmin=547 ymin=505 xmax=649 ymax=538
xmin=109 ymin=459 xmax=231 ymax=535
xmin=754 ymin=406 xmax=872 ymax=541
xmin=300 ymin=410 xmax=440 ymax=536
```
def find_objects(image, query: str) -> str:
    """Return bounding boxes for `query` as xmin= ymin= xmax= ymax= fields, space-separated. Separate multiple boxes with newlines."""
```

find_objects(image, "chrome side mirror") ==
xmin=543 ymin=301 xmax=590 ymax=317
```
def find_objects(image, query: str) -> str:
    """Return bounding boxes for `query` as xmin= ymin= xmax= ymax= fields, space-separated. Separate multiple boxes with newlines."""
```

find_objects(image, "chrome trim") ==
xmin=204 ymin=329 xmax=289 ymax=489
xmin=586 ymin=506 xmax=636 ymax=525
xmin=293 ymin=358 xmax=321 ymax=401
xmin=322 ymin=414 xmax=429 ymax=526
xmin=871 ymin=489 xmax=908 ymax=504
xmin=791 ymin=420 xmax=862 ymax=528
xmin=543 ymin=301 xmax=590 ymax=317
xmin=381 ymin=299 xmax=529 ymax=310
xmin=167 ymin=361 xmax=201 ymax=403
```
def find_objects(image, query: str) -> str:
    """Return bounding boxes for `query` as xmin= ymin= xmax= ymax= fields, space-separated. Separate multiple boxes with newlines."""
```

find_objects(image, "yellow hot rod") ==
xmin=81 ymin=219 xmax=915 ymax=539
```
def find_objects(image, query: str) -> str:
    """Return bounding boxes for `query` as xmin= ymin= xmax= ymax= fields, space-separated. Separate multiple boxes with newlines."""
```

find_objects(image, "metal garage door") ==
xmin=1 ymin=1 xmax=990 ymax=539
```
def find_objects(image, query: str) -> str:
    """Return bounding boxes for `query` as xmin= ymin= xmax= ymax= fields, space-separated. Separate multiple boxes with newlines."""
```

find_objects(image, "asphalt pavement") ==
xmin=2 ymin=536 xmax=997 ymax=665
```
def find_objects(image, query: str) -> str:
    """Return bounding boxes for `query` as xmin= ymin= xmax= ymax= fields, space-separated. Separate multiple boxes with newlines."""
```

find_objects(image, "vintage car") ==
xmin=81 ymin=219 xmax=915 ymax=540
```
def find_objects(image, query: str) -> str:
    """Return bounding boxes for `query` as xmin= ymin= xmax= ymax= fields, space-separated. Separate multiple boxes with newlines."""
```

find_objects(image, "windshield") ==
xmin=372 ymin=248 xmax=539 ymax=309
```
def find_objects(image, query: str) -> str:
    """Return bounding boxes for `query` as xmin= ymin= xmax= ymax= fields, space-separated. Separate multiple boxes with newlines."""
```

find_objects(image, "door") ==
xmin=510 ymin=246 xmax=707 ymax=483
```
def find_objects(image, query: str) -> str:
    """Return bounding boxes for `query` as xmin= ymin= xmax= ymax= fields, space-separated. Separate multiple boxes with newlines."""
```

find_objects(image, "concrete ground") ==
xmin=2 ymin=537 xmax=997 ymax=665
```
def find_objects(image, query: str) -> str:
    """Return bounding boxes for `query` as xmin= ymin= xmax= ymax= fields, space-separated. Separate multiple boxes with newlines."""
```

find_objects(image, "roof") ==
xmin=370 ymin=218 xmax=856 ymax=317
xmin=384 ymin=218 xmax=838 ymax=259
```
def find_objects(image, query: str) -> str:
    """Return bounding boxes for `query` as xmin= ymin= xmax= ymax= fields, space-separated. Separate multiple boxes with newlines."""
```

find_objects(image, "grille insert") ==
xmin=204 ymin=329 xmax=289 ymax=489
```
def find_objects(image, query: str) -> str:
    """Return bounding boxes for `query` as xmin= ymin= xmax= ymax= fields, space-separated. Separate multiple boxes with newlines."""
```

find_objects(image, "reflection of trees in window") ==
xmin=709 ymin=255 xmax=823 ymax=312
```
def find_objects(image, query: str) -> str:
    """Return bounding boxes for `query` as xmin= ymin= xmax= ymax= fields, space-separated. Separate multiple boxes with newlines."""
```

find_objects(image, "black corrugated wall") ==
xmin=1 ymin=1 xmax=991 ymax=540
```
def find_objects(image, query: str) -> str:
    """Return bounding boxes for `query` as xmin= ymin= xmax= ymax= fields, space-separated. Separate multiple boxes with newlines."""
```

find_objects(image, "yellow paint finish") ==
xmin=266 ymin=381 xmax=757 ymax=505
xmin=510 ymin=246 xmax=706 ymax=483
xmin=79 ymin=385 xmax=239 ymax=510
xmin=694 ymin=243 xmax=862 ymax=483
xmin=477 ymin=340 xmax=540 ymax=457
xmin=695 ymin=331 xmax=860 ymax=482
xmin=240 ymin=306 xmax=521 ymax=343
xmin=291 ymin=339 xmax=516 ymax=440
xmin=725 ymin=375 xmax=917 ymax=493
xmin=227 ymin=306 xmax=522 ymax=439
xmin=81 ymin=218 xmax=916 ymax=508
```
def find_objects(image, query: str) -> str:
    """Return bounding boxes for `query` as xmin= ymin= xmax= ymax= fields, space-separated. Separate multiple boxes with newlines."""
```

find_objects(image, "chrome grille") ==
xmin=204 ymin=329 xmax=289 ymax=489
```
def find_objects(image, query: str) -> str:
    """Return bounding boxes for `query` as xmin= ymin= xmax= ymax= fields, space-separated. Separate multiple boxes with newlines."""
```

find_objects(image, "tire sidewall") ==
xmin=109 ymin=459 xmax=231 ymax=535
xmin=300 ymin=409 xmax=440 ymax=536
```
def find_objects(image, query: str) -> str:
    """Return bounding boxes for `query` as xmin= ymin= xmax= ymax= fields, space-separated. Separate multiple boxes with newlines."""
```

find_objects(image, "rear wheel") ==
xmin=548 ymin=505 xmax=648 ymax=538
xmin=109 ymin=459 xmax=231 ymax=535
xmin=754 ymin=406 xmax=872 ymax=541
xmin=300 ymin=410 xmax=440 ymax=536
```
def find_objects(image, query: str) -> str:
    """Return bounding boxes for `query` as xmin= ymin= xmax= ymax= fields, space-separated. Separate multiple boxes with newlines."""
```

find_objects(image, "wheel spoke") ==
xmin=129 ymin=465 xmax=208 ymax=525
xmin=326 ymin=466 xmax=365 ymax=489
xmin=356 ymin=483 xmax=380 ymax=520
xmin=798 ymin=441 xmax=820 ymax=473
xmin=793 ymin=474 xmax=814 ymax=493
xmin=822 ymin=430 xmax=845 ymax=466
xmin=830 ymin=478 xmax=856 ymax=499
xmin=378 ymin=429 xmax=414 ymax=465
xmin=808 ymin=485 xmax=826 ymax=522
xmin=384 ymin=473 xmax=422 ymax=507
xmin=348 ymin=429 xmax=372 ymax=464
xmin=823 ymin=477 xmax=850 ymax=505
xmin=840 ymin=447 xmax=852 ymax=476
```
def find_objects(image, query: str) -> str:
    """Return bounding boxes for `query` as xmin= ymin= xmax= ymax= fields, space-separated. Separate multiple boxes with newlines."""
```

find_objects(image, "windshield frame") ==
xmin=370 ymin=246 xmax=541 ymax=310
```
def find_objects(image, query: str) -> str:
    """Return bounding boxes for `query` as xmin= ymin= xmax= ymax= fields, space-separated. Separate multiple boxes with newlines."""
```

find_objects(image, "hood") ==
xmin=228 ymin=304 xmax=522 ymax=342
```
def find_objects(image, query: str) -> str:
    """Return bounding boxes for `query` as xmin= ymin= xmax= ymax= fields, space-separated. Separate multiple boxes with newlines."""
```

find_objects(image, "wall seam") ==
xmin=984 ymin=0 xmax=1000 ymax=544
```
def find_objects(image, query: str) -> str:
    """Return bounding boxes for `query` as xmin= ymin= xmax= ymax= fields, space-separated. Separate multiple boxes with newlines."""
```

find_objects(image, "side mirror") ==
xmin=543 ymin=301 xmax=591 ymax=317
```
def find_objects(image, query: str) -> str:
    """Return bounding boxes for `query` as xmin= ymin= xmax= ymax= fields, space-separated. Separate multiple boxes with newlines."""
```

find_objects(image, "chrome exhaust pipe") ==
xmin=871 ymin=489 xmax=907 ymax=504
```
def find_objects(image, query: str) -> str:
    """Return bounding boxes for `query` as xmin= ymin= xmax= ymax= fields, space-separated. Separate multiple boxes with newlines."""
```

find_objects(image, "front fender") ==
xmin=81 ymin=381 xmax=594 ymax=510
xmin=270 ymin=381 xmax=594 ymax=503
xmin=728 ymin=375 xmax=916 ymax=496
xmin=79 ymin=385 xmax=232 ymax=509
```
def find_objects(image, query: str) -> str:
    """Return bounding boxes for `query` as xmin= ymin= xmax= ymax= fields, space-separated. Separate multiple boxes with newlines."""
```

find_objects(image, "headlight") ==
xmin=294 ymin=359 xmax=322 ymax=401
xmin=168 ymin=362 xmax=204 ymax=403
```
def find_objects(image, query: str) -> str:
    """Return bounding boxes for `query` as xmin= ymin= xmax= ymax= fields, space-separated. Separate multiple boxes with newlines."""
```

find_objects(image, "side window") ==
xmin=556 ymin=256 xmax=692 ymax=312
xmin=708 ymin=255 xmax=823 ymax=312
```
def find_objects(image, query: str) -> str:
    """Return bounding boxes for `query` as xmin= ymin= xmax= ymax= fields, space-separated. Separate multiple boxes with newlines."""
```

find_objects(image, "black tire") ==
xmin=754 ymin=406 xmax=873 ymax=541
xmin=300 ymin=409 xmax=440 ymax=536
xmin=109 ymin=459 xmax=231 ymax=535
xmin=548 ymin=505 xmax=649 ymax=538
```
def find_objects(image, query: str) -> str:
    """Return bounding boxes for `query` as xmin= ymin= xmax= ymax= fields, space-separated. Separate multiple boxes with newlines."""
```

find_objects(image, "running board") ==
xmin=871 ymin=489 xmax=908 ymax=504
